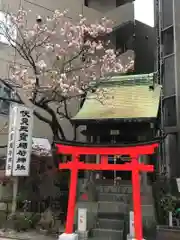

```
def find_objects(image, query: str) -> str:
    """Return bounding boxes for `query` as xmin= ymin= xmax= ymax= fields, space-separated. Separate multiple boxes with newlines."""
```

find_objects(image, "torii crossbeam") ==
xmin=56 ymin=141 xmax=159 ymax=240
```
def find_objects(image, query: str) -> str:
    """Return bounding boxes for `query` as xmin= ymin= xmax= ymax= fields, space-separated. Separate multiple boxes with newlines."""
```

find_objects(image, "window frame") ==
xmin=0 ymin=83 xmax=12 ymax=115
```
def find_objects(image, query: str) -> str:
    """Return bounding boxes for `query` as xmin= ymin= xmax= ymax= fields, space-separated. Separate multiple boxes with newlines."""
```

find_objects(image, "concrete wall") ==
xmin=86 ymin=0 xmax=134 ymax=28
xmin=157 ymin=0 xmax=180 ymax=177
xmin=134 ymin=20 xmax=155 ymax=74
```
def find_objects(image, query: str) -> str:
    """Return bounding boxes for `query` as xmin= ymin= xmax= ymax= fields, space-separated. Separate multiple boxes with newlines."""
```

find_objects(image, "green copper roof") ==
xmin=73 ymin=73 xmax=161 ymax=121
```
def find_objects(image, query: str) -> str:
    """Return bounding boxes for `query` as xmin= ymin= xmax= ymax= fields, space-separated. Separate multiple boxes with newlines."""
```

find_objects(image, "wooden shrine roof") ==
xmin=72 ymin=73 xmax=161 ymax=122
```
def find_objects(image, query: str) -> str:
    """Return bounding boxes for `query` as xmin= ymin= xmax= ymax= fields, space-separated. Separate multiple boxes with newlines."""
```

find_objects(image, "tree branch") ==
xmin=0 ymin=22 xmax=39 ymax=101
xmin=0 ymin=97 xmax=22 ymax=104
xmin=33 ymin=110 xmax=52 ymax=125
xmin=34 ymin=100 xmax=66 ymax=140
xmin=64 ymin=49 xmax=84 ymax=67
xmin=42 ymin=102 xmax=66 ymax=140
xmin=0 ymin=145 xmax=7 ymax=148
xmin=57 ymin=100 xmax=72 ymax=122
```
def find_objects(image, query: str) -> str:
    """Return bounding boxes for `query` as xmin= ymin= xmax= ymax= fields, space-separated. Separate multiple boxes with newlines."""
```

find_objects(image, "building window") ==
xmin=0 ymin=11 xmax=17 ymax=45
xmin=0 ymin=84 xmax=11 ymax=115
xmin=0 ymin=157 xmax=5 ymax=170
xmin=84 ymin=0 xmax=89 ymax=7
xmin=163 ymin=96 xmax=177 ymax=127
xmin=162 ymin=26 xmax=174 ymax=56
xmin=116 ymin=0 xmax=125 ymax=7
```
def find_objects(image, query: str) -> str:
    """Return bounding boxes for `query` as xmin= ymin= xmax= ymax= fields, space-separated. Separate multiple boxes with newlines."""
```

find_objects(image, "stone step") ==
xmin=98 ymin=192 xmax=153 ymax=203
xmin=97 ymin=218 xmax=124 ymax=230
xmin=129 ymin=194 xmax=153 ymax=205
xmin=76 ymin=231 xmax=88 ymax=240
xmin=96 ymin=184 xmax=133 ymax=194
xmin=98 ymin=201 xmax=128 ymax=213
xmin=89 ymin=238 xmax=110 ymax=240
xmin=97 ymin=212 xmax=126 ymax=220
xmin=95 ymin=179 xmax=132 ymax=185
xmin=96 ymin=181 xmax=151 ymax=195
xmin=92 ymin=228 xmax=123 ymax=240
xmin=89 ymin=238 xmax=108 ymax=240
xmin=98 ymin=192 xmax=130 ymax=203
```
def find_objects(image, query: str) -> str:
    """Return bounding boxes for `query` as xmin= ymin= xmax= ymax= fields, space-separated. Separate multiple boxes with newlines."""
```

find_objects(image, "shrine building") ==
xmin=73 ymin=72 xmax=161 ymax=182
xmin=56 ymin=72 xmax=161 ymax=240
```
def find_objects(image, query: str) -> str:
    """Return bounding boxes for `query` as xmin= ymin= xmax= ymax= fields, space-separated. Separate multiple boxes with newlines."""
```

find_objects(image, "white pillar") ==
xmin=76 ymin=208 xmax=88 ymax=240
xmin=129 ymin=211 xmax=135 ymax=237
xmin=78 ymin=208 xmax=87 ymax=232
xmin=169 ymin=211 xmax=173 ymax=227
xmin=127 ymin=211 xmax=146 ymax=239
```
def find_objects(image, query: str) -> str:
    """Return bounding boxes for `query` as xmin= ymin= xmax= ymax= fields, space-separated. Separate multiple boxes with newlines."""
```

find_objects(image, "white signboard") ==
xmin=12 ymin=105 xmax=33 ymax=176
xmin=78 ymin=208 xmax=87 ymax=232
xmin=5 ymin=104 xmax=18 ymax=176
xmin=129 ymin=211 xmax=135 ymax=237
xmin=6 ymin=104 xmax=33 ymax=177
xmin=176 ymin=178 xmax=180 ymax=192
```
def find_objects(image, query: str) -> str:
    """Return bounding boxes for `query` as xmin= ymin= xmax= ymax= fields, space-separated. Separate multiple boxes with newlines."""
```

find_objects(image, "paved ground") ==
xmin=0 ymin=236 xmax=56 ymax=240
xmin=0 ymin=239 xmax=55 ymax=240
xmin=0 ymin=238 xmax=12 ymax=240
xmin=0 ymin=230 xmax=57 ymax=240
xmin=0 ymin=238 xmax=56 ymax=240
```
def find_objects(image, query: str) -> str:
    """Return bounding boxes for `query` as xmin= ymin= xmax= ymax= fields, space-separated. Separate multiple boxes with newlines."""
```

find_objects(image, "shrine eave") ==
xmin=55 ymin=139 xmax=160 ymax=148
xmin=72 ymin=117 xmax=156 ymax=125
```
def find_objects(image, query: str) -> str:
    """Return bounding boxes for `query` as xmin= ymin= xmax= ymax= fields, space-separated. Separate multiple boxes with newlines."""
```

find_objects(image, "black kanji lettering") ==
xmin=17 ymin=157 xmax=26 ymax=163
xmin=21 ymin=117 xmax=29 ymax=126
xmin=20 ymin=110 xmax=30 ymax=118
xmin=9 ymin=142 xmax=13 ymax=148
xmin=19 ymin=125 xmax=28 ymax=132
xmin=19 ymin=132 xmax=28 ymax=142
xmin=16 ymin=164 xmax=26 ymax=171
xmin=7 ymin=164 xmax=11 ymax=170
xmin=8 ymin=150 xmax=13 ymax=156
xmin=17 ymin=142 xmax=28 ymax=149
xmin=8 ymin=157 xmax=12 ymax=163
xmin=17 ymin=150 xmax=26 ymax=156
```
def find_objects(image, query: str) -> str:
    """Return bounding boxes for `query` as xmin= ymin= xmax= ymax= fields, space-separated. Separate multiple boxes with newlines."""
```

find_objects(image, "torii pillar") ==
xmin=56 ymin=142 xmax=158 ymax=240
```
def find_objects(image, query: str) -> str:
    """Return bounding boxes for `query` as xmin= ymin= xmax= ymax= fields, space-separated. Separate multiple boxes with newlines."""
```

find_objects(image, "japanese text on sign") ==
xmin=12 ymin=106 xmax=33 ymax=176
xmin=78 ymin=208 xmax=87 ymax=232
xmin=5 ymin=105 xmax=17 ymax=176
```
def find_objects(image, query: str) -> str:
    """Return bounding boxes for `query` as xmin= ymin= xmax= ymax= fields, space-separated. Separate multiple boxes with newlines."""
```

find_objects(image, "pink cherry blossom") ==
xmin=1 ymin=8 xmax=134 ymax=100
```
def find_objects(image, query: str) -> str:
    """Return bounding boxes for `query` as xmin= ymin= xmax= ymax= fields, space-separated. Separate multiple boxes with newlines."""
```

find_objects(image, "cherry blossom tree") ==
xmin=0 ymin=8 xmax=134 ymax=142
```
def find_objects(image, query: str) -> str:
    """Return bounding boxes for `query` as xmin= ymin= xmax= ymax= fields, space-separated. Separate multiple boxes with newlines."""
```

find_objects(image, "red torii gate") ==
xmin=56 ymin=141 xmax=159 ymax=240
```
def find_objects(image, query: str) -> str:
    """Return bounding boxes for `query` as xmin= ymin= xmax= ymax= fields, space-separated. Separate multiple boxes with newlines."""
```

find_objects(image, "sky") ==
xmin=134 ymin=0 xmax=154 ymax=27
